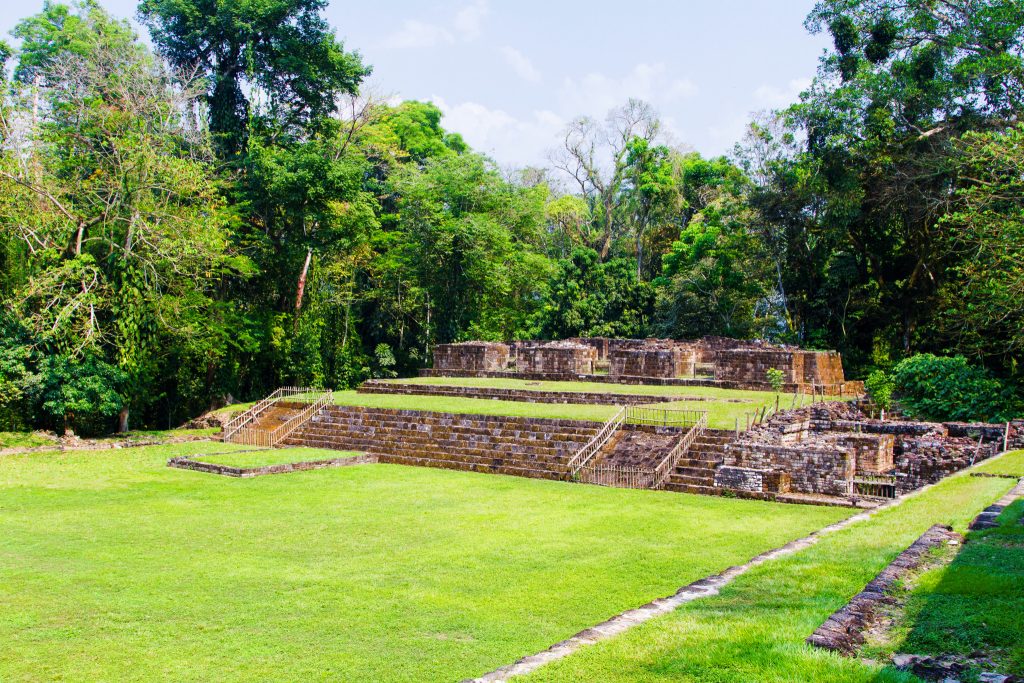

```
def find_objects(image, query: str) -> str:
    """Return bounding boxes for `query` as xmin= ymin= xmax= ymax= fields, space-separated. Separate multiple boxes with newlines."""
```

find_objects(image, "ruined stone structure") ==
xmin=433 ymin=342 xmax=509 ymax=373
xmin=714 ymin=348 xmax=846 ymax=389
xmin=429 ymin=336 xmax=859 ymax=393
xmin=516 ymin=341 xmax=597 ymax=375
xmin=712 ymin=402 xmax=1007 ymax=500
xmin=608 ymin=340 xmax=694 ymax=379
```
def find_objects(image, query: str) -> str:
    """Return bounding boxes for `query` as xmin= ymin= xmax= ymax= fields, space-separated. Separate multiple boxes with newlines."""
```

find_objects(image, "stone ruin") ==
xmin=429 ymin=336 xmax=861 ymax=393
xmin=432 ymin=341 xmax=510 ymax=373
xmin=608 ymin=339 xmax=694 ymax=379
xmin=713 ymin=403 xmax=1022 ymax=499
xmin=516 ymin=341 xmax=597 ymax=375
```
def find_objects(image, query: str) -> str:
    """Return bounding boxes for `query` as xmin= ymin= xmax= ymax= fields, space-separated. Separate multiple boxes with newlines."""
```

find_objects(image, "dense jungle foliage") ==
xmin=1 ymin=0 xmax=1022 ymax=433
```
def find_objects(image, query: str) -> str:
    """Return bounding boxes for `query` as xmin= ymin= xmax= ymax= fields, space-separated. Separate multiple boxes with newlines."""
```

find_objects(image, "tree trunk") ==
xmin=294 ymin=247 xmax=313 ymax=322
xmin=117 ymin=406 xmax=130 ymax=433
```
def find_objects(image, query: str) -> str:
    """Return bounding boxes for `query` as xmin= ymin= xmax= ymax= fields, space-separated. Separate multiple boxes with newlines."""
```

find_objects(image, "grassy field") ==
xmin=0 ymin=442 xmax=851 ymax=682
xmin=0 ymin=431 xmax=56 ymax=450
xmin=864 ymin=497 xmax=1024 ymax=679
xmin=192 ymin=447 xmax=365 ymax=468
xmin=518 ymin=454 xmax=1020 ymax=682
xmin=973 ymin=448 xmax=1024 ymax=476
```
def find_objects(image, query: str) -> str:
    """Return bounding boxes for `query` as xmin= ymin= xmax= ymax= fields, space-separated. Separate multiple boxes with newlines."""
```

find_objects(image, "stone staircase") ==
xmin=663 ymin=429 xmax=735 ymax=495
xmin=591 ymin=425 xmax=682 ymax=469
xmin=281 ymin=405 xmax=601 ymax=481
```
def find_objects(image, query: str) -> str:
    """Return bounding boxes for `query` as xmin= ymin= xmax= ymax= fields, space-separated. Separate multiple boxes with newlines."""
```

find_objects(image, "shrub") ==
xmin=864 ymin=369 xmax=895 ymax=411
xmin=890 ymin=354 xmax=1019 ymax=423
xmin=765 ymin=368 xmax=785 ymax=393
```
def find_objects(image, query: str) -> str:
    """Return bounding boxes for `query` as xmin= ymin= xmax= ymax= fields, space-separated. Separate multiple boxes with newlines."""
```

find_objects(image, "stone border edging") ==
xmin=805 ymin=524 xmax=961 ymax=654
xmin=467 ymin=495 xmax=907 ymax=682
xmin=0 ymin=433 xmax=214 ymax=457
xmin=466 ymin=452 xmax=1024 ymax=683
xmin=968 ymin=477 xmax=1024 ymax=530
xmin=167 ymin=453 xmax=377 ymax=477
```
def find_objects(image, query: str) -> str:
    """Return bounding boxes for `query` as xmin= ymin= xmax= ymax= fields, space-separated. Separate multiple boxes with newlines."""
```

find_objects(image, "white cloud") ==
xmin=500 ymin=46 xmax=542 ymax=83
xmin=558 ymin=63 xmax=698 ymax=118
xmin=382 ymin=20 xmax=454 ymax=49
xmin=431 ymin=96 xmax=564 ymax=166
xmin=454 ymin=0 xmax=489 ymax=40
xmin=383 ymin=0 xmax=489 ymax=49
xmin=753 ymin=77 xmax=812 ymax=109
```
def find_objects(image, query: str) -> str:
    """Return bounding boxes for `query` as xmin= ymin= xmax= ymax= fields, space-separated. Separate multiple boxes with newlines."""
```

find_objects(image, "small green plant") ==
xmin=765 ymin=368 xmax=785 ymax=394
xmin=864 ymin=369 xmax=895 ymax=412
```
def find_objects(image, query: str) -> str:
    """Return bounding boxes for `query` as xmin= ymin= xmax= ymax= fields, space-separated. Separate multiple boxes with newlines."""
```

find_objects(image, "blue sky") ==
xmin=0 ymin=0 xmax=831 ymax=167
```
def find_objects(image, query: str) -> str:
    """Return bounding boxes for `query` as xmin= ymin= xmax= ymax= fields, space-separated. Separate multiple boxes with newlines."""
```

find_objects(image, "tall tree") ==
xmin=138 ymin=0 xmax=370 ymax=156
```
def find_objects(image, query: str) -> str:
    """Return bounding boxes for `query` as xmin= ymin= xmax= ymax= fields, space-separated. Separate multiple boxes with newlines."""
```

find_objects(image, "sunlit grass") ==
xmin=0 ymin=442 xmax=849 ymax=681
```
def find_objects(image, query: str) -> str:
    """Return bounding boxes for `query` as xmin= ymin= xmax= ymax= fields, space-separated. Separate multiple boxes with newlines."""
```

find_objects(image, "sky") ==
xmin=0 ymin=0 xmax=832 ymax=168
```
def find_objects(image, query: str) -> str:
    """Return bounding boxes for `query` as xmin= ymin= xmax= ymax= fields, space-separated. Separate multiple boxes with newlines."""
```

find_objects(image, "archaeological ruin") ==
xmin=428 ymin=336 xmax=862 ymax=394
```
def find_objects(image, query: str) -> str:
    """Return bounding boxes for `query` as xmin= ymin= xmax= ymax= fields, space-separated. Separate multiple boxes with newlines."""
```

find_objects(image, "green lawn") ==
xmin=192 ymin=447 xmax=365 ymax=468
xmin=0 ymin=443 xmax=850 ymax=682
xmin=518 ymin=454 xmax=1020 ymax=682
xmin=0 ymin=431 xmax=56 ymax=450
xmin=973 ymin=449 xmax=1024 ymax=476
xmin=215 ymin=379 xmax=843 ymax=431
xmin=864 ymin=498 xmax=1024 ymax=679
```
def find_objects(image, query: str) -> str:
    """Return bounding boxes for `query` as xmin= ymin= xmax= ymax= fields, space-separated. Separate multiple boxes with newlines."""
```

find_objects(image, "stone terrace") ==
xmin=281 ymin=405 xmax=601 ymax=480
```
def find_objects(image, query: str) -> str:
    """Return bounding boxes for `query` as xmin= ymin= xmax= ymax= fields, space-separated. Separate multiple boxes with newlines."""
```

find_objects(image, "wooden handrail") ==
xmin=222 ymin=386 xmax=329 ymax=446
xmin=566 ymin=406 xmax=625 ymax=477
xmin=651 ymin=412 xmax=708 ymax=489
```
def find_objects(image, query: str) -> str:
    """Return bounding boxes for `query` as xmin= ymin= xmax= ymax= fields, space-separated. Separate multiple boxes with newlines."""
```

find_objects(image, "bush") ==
xmin=864 ymin=369 xmax=895 ymax=411
xmin=890 ymin=354 xmax=1019 ymax=423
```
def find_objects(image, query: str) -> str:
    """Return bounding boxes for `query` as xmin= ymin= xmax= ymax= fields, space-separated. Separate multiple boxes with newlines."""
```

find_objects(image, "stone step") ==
xmin=674 ymin=465 xmax=717 ymax=478
xmin=282 ymin=436 xmax=574 ymax=468
xmin=292 ymin=427 xmax=584 ymax=457
xmin=308 ymin=417 xmax=599 ymax=440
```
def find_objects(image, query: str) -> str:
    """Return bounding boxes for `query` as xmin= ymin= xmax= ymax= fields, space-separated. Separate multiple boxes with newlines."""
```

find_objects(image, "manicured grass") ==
xmin=192 ymin=447 xmax=365 ymax=468
xmin=332 ymin=389 xmax=621 ymax=422
xmin=864 ymin=499 xmax=1024 ymax=679
xmin=973 ymin=449 xmax=1024 ymax=476
xmin=0 ymin=432 xmax=56 ymax=450
xmin=0 ymin=443 xmax=850 ymax=682
xmin=519 ymin=461 xmax=1018 ymax=682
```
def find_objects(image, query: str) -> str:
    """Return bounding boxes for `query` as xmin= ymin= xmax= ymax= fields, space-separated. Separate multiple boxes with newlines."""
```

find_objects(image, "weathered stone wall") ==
xmin=516 ymin=341 xmax=597 ymax=374
xmin=433 ymin=342 xmax=510 ymax=372
xmin=714 ymin=466 xmax=792 ymax=494
xmin=833 ymin=434 xmax=895 ymax=475
xmin=569 ymin=337 xmax=611 ymax=361
xmin=609 ymin=345 xmax=693 ymax=378
xmin=715 ymin=349 xmax=803 ymax=385
xmin=895 ymin=436 xmax=1000 ymax=491
xmin=801 ymin=351 xmax=846 ymax=386
xmin=722 ymin=442 xmax=854 ymax=495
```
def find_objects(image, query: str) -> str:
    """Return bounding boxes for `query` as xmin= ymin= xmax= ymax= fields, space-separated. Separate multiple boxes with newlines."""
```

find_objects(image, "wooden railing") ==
xmin=851 ymin=474 xmax=898 ymax=499
xmin=625 ymin=406 xmax=705 ymax=429
xmin=577 ymin=462 xmax=657 ymax=489
xmin=223 ymin=387 xmax=332 ymax=447
xmin=575 ymin=408 xmax=708 ymax=490
xmin=221 ymin=388 xmax=286 ymax=442
xmin=651 ymin=411 xmax=708 ymax=489
xmin=566 ymin=406 xmax=625 ymax=477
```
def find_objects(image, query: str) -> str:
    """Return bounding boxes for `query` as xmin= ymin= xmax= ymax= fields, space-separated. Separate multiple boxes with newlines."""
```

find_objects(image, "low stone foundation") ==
xmin=167 ymin=453 xmax=378 ymax=477
xmin=807 ymin=524 xmax=961 ymax=654
xmin=713 ymin=466 xmax=791 ymax=494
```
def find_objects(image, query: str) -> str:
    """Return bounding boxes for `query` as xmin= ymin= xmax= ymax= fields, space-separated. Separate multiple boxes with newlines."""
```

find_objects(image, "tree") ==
xmin=138 ymin=0 xmax=370 ymax=156
xmin=0 ymin=2 xmax=243 ymax=430
xmin=551 ymin=99 xmax=663 ymax=261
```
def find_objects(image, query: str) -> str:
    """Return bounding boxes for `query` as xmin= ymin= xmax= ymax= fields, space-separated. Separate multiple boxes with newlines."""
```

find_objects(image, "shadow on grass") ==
xmin=875 ymin=498 xmax=1024 ymax=681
